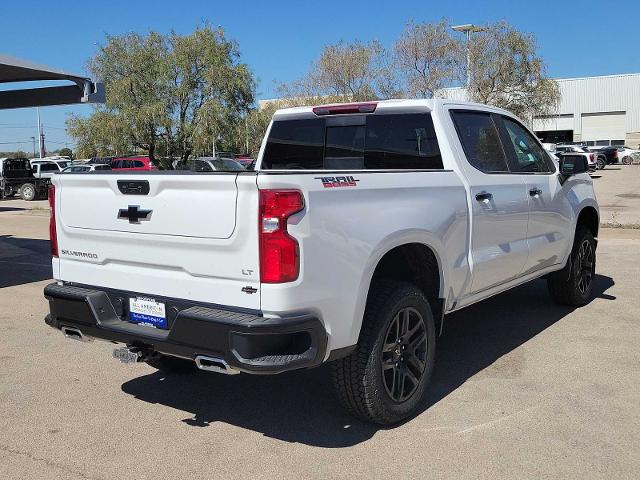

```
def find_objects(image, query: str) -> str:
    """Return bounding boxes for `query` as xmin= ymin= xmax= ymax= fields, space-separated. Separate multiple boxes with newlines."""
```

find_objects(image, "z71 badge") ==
xmin=315 ymin=176 xmax=360 ymax=188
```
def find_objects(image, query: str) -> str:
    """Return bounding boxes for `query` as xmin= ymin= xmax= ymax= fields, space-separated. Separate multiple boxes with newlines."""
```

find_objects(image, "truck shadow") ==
xmin=0 ymin=235 xmax=52 ymax=288
xmin=121 ymin=274 xmax=615 ymax=448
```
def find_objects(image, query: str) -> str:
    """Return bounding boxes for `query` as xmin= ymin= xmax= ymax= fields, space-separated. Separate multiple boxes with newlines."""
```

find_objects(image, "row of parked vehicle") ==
xmin=543 ymin=143 xmax=639 ymax=171
xmin=0 ymin=154 xmax=255 ymax=201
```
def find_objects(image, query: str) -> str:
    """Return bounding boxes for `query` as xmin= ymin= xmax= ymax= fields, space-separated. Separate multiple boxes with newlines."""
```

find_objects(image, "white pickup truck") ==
xmin=44 ymin=99 xmax=599 ymax=425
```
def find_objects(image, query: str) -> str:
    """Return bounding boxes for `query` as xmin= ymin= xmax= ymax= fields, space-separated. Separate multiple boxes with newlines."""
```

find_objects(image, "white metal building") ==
xmin=532 ymin=74 xmax=640 ymax=148
xmin=441 ymin=73 xmax=640 ymax=148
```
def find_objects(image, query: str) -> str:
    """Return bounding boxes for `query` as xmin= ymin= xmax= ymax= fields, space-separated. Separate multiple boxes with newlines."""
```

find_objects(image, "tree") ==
xmin=277 ymin=40 xmax=398 ymax=102
xmin=394 ymin=20 xmax=464 ymax=98
xmin=466 ymin=21 xmax=560 ymax=122
xmin=57 ymin=148 xmax=73 ymax=159
xmin=67 ymin=25 xmax=255 ymax=165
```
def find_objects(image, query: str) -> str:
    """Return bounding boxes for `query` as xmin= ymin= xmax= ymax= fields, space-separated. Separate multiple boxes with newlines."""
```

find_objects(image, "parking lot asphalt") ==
xmin=1 ymin=173 xmax=639 ymax=479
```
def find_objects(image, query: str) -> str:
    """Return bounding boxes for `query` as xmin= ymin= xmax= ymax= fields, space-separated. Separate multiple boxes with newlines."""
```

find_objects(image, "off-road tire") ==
xmin=622 ymin=156 xmax=632 ymax=165
xmin=146 ymin=354 xmax=198 ymax=374
xmin=596 ymin=157 xmax=606 ymax=170
xmin=20 ymin=183 xmax=36 ymax=201
xmin=330 ymin=280 xmax=436 ymax=425
xmin=547 ymin=226 xmax=596 ymax=306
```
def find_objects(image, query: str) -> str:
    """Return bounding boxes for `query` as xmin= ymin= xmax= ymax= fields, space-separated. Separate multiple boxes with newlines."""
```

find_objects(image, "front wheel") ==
xmin=19 ymin=183 xmax=36 ymax=201
xmin=547 ymin=226 xmax=596 ymax=306
xmin=331 ymin=281 xmax=436 ymax=425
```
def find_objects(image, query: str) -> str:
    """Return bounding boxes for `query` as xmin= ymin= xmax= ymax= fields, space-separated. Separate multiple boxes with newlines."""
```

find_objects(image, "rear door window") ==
xmin=262 ymin=113 xmax=443 ymax=170
xmin=451 ymin=111 xmax=510 ymax=173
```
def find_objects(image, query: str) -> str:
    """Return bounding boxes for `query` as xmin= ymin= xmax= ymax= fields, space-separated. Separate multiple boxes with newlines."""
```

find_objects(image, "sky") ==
xmin=1 ymin=0 xmax=639 ymax=153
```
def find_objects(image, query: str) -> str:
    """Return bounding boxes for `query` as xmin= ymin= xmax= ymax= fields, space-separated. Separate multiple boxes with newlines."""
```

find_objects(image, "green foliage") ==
xmin=67 ymin=25 xmax=255 ymax=164
xmin=57 ymin=148 xmax=73 ymax=159
xmin=278 ymin=20 xmax=559 ymax=122
xmin=467 ymin=21 xmax=560 ymax=122
xmin=0 ymin=150 xmax=29 ymax=158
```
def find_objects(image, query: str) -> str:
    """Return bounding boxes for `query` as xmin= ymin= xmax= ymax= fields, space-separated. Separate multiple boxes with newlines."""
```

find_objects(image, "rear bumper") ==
xmin=44 ymin=283 xmax=327 ymax=374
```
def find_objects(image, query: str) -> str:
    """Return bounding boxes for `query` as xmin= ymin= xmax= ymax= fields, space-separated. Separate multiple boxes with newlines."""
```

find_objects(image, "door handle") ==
xmin=529 ymin=188 xmax=542 ymax=197
xmin=475 ymin=192 xmax=493 ymax=202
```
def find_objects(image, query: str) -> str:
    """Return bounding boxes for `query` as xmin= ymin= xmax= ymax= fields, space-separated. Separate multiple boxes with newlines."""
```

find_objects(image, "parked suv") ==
xmin=44 ymin=100 xmax=598 ymax=424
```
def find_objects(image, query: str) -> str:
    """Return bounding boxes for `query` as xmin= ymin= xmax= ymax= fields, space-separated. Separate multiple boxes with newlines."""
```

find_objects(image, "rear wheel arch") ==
xmin=364 ymin=243 xmax=445 ymax=335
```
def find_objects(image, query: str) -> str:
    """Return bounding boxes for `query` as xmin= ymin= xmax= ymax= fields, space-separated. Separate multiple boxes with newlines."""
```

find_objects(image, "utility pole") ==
xmin=30 ymin=136 xmax=36 ymax=158
xmin=451 ymin=24 xmax=485 ymax=88
xmin=212 ymin=131 xmax=216 ymax=158
xmin=36 ymin=107 xmax=45 ymax=158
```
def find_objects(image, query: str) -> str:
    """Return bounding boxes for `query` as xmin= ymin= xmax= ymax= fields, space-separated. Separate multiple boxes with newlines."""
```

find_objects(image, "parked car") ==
xmin=31 ymin=160 xmax=65 ymax=179
xmin=185 ymin=157 xmax=246 ymax=172
xmin=44 ymin=99 xmax=598 ymax=425
xmin=110 ymin=156 xmax=156 ymax=171
xmin=555 ymin=145 xmax=598 ymax=171
xmin=62 ymin=164 xmax=112 ymax=173
xmin=0 ymin=157 xmax=50 ymax=200
xmin=616 ymin=146 xmax=640 ymax=165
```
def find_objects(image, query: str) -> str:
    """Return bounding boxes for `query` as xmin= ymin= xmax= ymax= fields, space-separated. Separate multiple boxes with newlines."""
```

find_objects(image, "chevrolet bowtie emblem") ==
xmin=117 ymin=205 xmax=152 ymax=224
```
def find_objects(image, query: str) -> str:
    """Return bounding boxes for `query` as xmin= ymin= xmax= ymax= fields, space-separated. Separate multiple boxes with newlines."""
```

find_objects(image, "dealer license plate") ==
xmin=128 ymin=297 xmax=167 ymax=329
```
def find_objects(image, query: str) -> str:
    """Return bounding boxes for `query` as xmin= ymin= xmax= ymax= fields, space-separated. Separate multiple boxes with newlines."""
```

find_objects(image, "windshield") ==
xmin=212 ymin=159 xmax=245 ymax=171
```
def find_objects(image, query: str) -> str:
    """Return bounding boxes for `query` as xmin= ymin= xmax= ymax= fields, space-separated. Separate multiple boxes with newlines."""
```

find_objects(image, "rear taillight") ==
xmin=259 ymin=190 xmax=304 ymax=283
xmin=589 ymin=153 xmax=594 ymax=161
xmin=614 ymin=150 xmax=618 ymax=158
xmin=48 ymin=184 xmax=58 ymax=257
xmin=312 ymin=102 xmax=377 ymax=116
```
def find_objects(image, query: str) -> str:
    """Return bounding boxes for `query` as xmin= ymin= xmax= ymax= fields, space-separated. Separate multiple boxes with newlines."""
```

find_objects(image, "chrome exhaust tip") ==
xmin=194 ymin=355 xmax=240 ymax=375
xmin=61 ymin=326 xmax=92 ymax=342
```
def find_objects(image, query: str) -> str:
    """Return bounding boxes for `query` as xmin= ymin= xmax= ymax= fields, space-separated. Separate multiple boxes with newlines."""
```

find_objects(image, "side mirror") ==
xmin=560 ymin=154 xmax=589 ymax=175
xmin=559 ymin=154 xmax=589 ymax=183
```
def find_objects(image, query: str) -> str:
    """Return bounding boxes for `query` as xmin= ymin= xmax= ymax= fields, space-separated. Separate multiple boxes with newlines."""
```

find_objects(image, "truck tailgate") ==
xmin=53 ymin=173 xmax=260 ymax=310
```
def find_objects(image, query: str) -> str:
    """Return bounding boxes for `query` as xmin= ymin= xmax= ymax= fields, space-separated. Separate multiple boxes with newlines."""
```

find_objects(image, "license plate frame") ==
xmin=128 ymin=296 xmax=167 ymax=329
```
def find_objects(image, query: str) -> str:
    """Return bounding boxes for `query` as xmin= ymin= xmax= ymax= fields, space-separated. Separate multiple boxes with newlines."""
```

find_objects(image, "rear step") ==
xmin=195 ymin=355 xmax=240 ymax=375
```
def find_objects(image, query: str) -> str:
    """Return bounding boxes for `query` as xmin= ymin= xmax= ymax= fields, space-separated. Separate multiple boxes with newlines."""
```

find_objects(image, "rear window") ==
xmin=261 ymin=113 xmax=443 ymax=170
xmin=40 ymin=163 xmax=59 ymax=172
xmin=3 ymin=159 xmax=30 ymax=170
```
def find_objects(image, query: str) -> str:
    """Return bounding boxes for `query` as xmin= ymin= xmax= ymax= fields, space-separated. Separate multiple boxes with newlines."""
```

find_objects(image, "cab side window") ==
xmin=451 ymin=111 xmax=510 ymax=173
xmin=501 ymin=117 xmax=553 ymax=173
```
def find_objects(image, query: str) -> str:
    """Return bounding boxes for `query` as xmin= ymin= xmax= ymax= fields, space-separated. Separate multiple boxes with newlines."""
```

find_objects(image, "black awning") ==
xmin=0 ymin=53 xmax=104 ymax=109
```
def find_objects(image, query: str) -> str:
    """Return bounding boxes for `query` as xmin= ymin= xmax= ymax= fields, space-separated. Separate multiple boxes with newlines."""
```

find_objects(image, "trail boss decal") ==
xmin=315 ymin=176 xmax=360 ymax=188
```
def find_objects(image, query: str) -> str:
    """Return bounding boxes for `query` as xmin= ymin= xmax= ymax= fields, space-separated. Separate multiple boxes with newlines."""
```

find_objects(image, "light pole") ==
xmin=451 ymin=24 xmax=485 ymax=88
